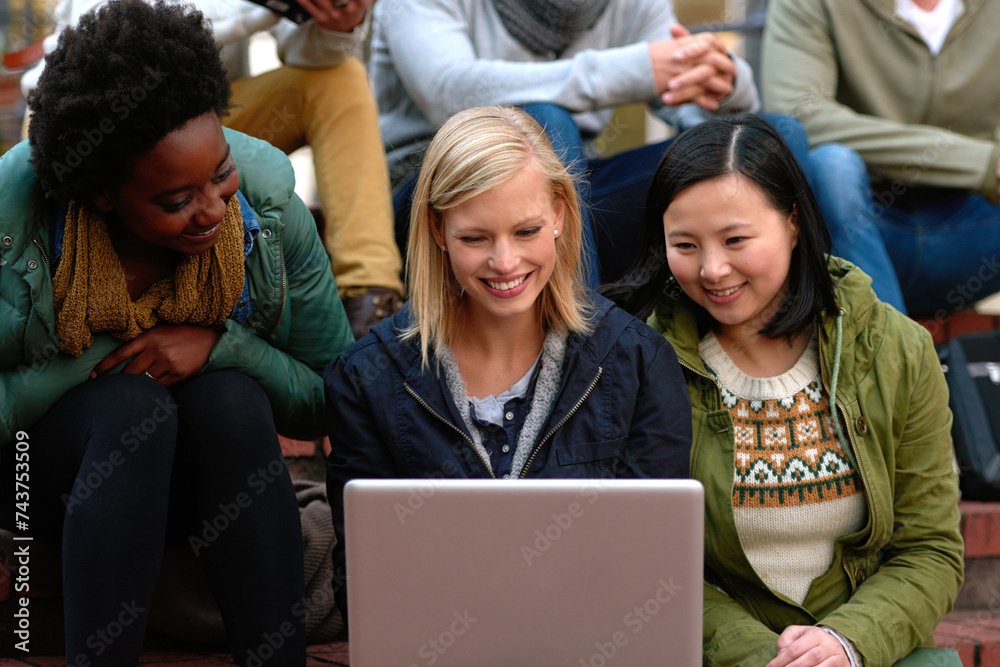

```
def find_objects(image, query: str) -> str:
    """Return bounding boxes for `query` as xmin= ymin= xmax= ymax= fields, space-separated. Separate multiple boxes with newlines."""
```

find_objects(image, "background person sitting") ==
xmin=762 ymin=0 xmax=1000 ymax=317
xmin=0 ymin=0 xmax=354 ymax=662
xmin=372 ymin=0 xmax=770 ymax=286
xmin=21 ymin=0 xmax=404 ymax=338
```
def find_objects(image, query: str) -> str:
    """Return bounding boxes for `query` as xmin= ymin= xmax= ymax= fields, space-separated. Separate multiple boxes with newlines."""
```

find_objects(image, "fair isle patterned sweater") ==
xmin=699 ymin=333 xmax=867 ymax=605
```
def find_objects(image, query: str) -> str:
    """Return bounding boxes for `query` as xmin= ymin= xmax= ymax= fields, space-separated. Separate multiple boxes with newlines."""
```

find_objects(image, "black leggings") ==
xmin=2 ymin=371 xmax=305 ymax=665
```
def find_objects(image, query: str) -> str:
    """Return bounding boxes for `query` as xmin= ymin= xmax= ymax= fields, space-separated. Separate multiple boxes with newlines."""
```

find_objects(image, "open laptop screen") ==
xmin=344 ymin=478 xmax=704 ymax=667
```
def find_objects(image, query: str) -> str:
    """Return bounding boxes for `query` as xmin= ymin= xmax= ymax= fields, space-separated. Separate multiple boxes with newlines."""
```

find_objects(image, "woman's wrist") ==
xmin=820 ymin=626 xmax=864 ymax=667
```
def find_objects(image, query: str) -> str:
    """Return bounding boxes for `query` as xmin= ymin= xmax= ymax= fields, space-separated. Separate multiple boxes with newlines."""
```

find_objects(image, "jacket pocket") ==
xmin=555 ymin=438 xmax=626 ymax=466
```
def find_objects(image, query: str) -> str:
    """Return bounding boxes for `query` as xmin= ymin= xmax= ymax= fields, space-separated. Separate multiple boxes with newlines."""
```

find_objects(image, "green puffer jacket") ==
xmin=0 ymin=129 xmax=354 ymax=447
xmin=649 ymin=257 xmax=963 ymax=667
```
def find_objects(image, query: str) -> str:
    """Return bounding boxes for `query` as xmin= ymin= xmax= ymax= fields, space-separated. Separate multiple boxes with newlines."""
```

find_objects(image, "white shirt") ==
xmin=895 ymin=0 xmax=964 ymax=54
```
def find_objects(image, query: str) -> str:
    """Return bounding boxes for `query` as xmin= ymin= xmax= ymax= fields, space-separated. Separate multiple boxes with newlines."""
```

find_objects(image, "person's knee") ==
xmin=810 ymin=143 xmax=868 ymax=184
xmin=75 ymin=375 xmax=179 ymax=446
xmin=173 ymin=372 xmax=278 ymax=457
xmin=762 ymin=113 xmax=807 ymax=147
xmin=520 ymin=104 xmax=581 ymax=143
xmin=175 ymin=371 xmax=270 ymax=421
xmin=294 ymin=58 xmax=376 ymax=114
xmin=520 ymin=103 xmax=574 ymax=127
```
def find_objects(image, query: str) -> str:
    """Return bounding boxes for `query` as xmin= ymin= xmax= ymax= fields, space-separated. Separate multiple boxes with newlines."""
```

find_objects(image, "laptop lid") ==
xmin=344 ymin=478 xmax=704 ymax=667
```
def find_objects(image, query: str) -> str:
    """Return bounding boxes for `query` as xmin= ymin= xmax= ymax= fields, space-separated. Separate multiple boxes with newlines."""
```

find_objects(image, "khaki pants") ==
xmin=227 ymin=58 xmax=402 ymax=293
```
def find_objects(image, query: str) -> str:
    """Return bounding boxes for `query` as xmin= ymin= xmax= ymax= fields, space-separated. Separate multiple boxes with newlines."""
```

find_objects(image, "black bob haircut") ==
xmin=28 ymin=0 xmax=232 ymax=200
xmin=603 ymin=114 xmax=838 ymax=340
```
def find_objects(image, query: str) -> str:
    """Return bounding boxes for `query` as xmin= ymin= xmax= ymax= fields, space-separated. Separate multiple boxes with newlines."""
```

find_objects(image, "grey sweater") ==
xmin=371 ymin=0 xmax=760 ymax=185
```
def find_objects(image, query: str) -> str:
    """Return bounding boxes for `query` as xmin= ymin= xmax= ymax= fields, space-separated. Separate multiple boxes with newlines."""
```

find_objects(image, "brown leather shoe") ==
xmin=342 ymin=287 xmax=404 ymax=340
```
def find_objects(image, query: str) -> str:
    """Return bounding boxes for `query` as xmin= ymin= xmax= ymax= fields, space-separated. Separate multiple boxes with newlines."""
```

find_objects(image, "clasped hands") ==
xmin=649 ymin=24 xmax=737 ymax=111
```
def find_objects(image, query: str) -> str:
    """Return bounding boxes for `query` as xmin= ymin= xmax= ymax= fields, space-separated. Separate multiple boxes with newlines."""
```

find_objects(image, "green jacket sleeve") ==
xmin=703 ymin=583 xmax=781 ymax=666
xmin=761 ymin=0 xmax=1000 ymax=199
xmin=202 ymin=194 xmax=354 ymax=440
xmin=819 ymin=330 xmax=964 ymax=666
xmin=1 ymin=335 xmax=121 ymax=448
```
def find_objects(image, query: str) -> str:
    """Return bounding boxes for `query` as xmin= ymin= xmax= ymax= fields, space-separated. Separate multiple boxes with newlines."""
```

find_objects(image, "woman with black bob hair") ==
xmin=0 ymin=0 xmax=353 ymax=663
xmin=606 ymin=114 xmax=963 ymax=666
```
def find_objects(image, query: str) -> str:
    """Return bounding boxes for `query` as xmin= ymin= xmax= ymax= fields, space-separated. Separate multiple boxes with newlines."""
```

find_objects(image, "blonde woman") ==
xmin=324 ymin=105 xmax=692 ymax=619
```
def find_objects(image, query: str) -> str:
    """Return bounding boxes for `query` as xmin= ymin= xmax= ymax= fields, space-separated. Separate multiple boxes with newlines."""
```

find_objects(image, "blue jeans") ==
xmin=810 ymin=143 xmax=1000 ymax=316
xmin=393 ymin=106 xmax=812 ymax=286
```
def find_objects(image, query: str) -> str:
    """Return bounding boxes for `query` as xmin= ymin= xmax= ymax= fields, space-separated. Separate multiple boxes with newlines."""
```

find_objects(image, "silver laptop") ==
xmin=344 ymin=478 xmax=704 ymax=667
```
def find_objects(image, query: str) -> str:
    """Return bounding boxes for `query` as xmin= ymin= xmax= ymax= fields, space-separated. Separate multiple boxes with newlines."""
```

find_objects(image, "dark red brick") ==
xmin=948 ymin=312 xmax=1000 ymax=338
xmin=960 ymin=502 xmax=1000 ymax=558
xmin=916 ymin=317 xmax=949 ymax=345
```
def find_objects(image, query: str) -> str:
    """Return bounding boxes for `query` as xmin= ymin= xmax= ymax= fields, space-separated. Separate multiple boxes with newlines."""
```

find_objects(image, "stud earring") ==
xmin=440 ymin=245 xmax=447 ymax=251
xmin=553 ymin=229 xmax=560 ymax=237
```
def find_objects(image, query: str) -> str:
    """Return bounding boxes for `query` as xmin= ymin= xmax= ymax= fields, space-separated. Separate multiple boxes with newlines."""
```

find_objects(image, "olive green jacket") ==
xmin=650 ymin=258 xmax=964 ymax=666
xmin=0 ymin=129 xmax=354 ymax=447
xmin=762 ymin=0 xmax=1000 ymax=201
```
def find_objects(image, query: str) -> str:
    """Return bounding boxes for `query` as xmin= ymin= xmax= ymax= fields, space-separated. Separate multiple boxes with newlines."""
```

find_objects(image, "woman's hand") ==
xmin=766 ymin=626 xmax=851 ymax=667
xmin=91 ymin=324 xmax=222 ymax=386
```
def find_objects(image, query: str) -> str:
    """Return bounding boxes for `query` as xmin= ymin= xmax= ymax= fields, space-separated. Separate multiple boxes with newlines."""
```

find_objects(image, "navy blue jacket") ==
xmin=324 ymin=294 xmax=692 ymax=620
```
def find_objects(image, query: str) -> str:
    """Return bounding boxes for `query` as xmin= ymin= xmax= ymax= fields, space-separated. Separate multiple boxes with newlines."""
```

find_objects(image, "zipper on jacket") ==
xmin=519 ymin=367 xmax=602 ymax=478
xmin=268 ymin=231 xmax=287 ymax=336
xmin=832 ymin=396 xmax=877 ymax=591
xmin=677 ymin=358 xmax=722 ymax=412
xmin=818 ymin=335 xmax=879 ymax=588
xmin=404 ymin=383 xmax=494 ymax=478
xmin=32 ymin=238 xmax=50 ymax=268
xmin=922 ymin=54 xmax=939 ymax=125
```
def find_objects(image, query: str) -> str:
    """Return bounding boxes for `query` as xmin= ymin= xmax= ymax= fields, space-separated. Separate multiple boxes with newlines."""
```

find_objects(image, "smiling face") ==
xmin=433 ymin=162 xmax=564 ymax=327
xmin=94 ymin=111 xmax=239 ymax=255
xmin=663 ymin=173 xmax=799 ymax=339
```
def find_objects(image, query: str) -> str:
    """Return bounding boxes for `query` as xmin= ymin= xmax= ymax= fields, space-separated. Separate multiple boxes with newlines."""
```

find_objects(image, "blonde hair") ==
xmin=403 ymin=105 xmax=592 ymax=367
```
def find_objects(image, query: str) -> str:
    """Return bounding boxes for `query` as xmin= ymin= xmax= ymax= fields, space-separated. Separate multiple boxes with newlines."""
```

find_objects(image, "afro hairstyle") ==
xmin=28 ymin=0 xmax=232 ymax=200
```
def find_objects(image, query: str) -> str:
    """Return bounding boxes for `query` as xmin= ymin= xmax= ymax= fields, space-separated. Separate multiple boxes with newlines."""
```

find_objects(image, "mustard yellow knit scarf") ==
xmin=53 ymin=198 xmax=245 ymax=357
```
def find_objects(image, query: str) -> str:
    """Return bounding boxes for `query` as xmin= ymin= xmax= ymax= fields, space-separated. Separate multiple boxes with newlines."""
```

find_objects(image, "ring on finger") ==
xmin=145 ymin=371 xmax=159 ymax=381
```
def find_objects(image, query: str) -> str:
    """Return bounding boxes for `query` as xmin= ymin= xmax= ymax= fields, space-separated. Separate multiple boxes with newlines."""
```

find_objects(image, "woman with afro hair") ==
xmin=0 ymin=0 xmax=354 ymax=663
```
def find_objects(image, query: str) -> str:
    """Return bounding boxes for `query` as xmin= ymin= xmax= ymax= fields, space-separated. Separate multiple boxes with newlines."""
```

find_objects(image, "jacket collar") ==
xmin=0 ymin=140 xmax=49 ymax=261
xmin=368 ymin=293 xmax=622 ymax=430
